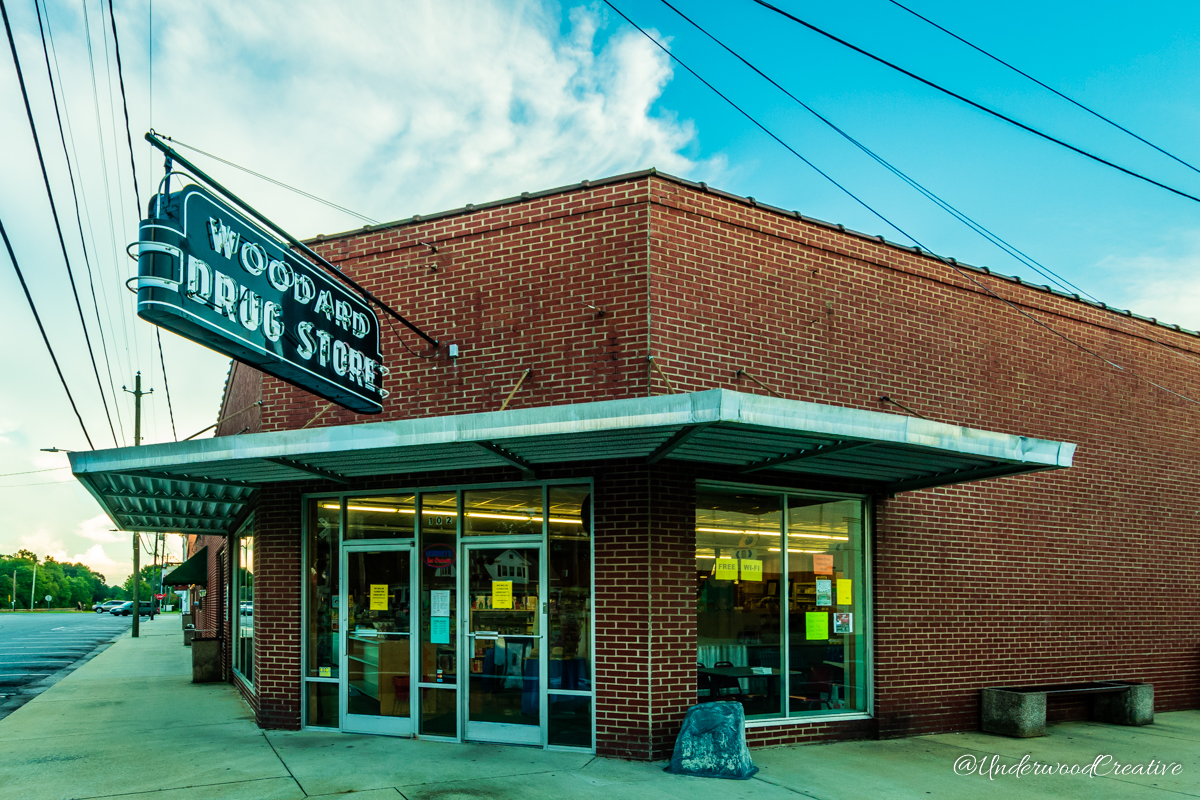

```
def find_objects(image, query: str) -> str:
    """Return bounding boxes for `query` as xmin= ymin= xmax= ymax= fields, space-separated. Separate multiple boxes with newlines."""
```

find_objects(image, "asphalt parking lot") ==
xmin=0 ymin=611 xmax=133 ymax=721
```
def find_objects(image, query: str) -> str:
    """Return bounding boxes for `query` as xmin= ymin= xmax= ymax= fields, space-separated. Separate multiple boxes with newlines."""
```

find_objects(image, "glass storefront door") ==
xmin=464 ymin=543 xmax=543 ymax=745
xmin=341 ymin=543 xmax=415 ymax=735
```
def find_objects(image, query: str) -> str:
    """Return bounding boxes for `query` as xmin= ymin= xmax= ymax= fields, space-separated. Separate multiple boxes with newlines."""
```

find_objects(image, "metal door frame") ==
xmin=339 ymin=540 xmax=417 ymax=736
xmin=460 ymin=536 xmax=546 ymax=746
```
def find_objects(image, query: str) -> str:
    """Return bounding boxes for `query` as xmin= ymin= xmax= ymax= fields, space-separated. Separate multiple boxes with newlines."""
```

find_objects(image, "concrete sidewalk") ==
xmin=0 ymin=623 xmax=1195 ymax=800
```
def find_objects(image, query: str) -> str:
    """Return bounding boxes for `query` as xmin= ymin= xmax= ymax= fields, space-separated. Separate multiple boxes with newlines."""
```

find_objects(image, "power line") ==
xmin=604 ymin=0 xmax=1200 ymax=409
xmin=657 ymin=0 xmax=1200 ymax=375
xmin=106 ymin=0 xmax=141 ymax=215
xmin=81 ymin=0 xmax=142 ymax=376
xmin=0 ymin=466 xmax=69 ymax=478
xmin=3 ymin=0 xmax=118 ymax=446
xmin=159 ymin=135 xmax=379 ymax=225
xmin=0 ymin=214 xmax=95 ymax=449
xmin=33 ymin=0 xmax=127 ymax=445
xmin=657 ymin=0 xmax=1090 ymax=300
xmin=39 ymin=0 xmax=134 ymax=392
xmin=0 ymin=480 xmax=78 ymax=489
xmin=884 ymin=0 xmax=1200 ymax=178
xmin=748 ymin=0 xmax=1200 ymax=206
xmin=156 ymin=328 xmax=177 ymax=440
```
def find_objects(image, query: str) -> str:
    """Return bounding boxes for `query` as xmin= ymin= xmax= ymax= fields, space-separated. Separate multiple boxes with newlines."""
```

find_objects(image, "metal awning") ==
xmin=69 ymin=389 xmax=1074 ymax=535
xmin=162 ymin=546 xmax=209 ymax=586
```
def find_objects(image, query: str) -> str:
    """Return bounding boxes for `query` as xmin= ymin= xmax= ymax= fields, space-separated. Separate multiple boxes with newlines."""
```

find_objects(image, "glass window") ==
xmin=346 ymin=495 xmax=416 ymax=539
xmin=234 ymin=529 xmax=254 ymax=684
xmin=548 ymin=694 xmax=591 ymax=747
xmin=307 ymin=500 xmax=340 ymax=679
xmin=548 ymin=485 xmax=590 ymax=693
xmin=695 ymin=491 xmax=783 ymax=719
xmin=463 ymin=487 xmax=543 ymax=536
xmin=306 ymin=680 xmax=339 ymax=728
xmin=419 ymin=493 xmax=458 ymax=674
xmin=787 ymin=499 xmax=866 ymax=715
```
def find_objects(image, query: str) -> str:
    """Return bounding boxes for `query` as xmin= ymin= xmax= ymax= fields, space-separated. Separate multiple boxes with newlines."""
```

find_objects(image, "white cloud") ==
xmin=77 ymin=514 xmax=124 ymax=543
xmin=0 ymin=0 xmax=712 ymax=589
xmin=1098 ymin=231 xmax=1200 ymax=331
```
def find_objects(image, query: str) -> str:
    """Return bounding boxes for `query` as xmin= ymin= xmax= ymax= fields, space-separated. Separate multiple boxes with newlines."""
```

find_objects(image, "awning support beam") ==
xmin=263 ymin=457 xmax=350 ymax=484
xmin=646 ymin=423 xmax=714 ymax=464
xmin=881 ymin=463 xmax=1056 ymax=495
xmin=739 ymin=440 xmax=873 ymax=474
xmin=101 ymin=489 xmax=249 ymax=506
xmin=108 ymin=469 xmax=253 ymax=489
xmin=475 ymin=441 xmax=536 ymax=480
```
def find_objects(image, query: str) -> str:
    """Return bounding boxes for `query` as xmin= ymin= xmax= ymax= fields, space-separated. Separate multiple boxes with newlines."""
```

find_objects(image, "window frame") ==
xmin=231 ymin=516 xmax=255 ymax=690
xmin=696 ymin=480 xmax=873 ymax=727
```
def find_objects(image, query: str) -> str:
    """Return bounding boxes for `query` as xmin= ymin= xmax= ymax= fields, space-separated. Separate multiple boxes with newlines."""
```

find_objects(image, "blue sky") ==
xmin=1 ymin=0 xmax=1198 ymax=581
xmin=610 ymin=0 xmax=1200 ymax=317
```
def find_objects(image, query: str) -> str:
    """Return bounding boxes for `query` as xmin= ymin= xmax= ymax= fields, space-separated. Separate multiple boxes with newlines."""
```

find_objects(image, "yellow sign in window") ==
xmin=492 ymin=580 xmax=513 ymax=609
xmin=805 ymin=611 xmax=829 ymax=640
xmin=369 ymin=584 xmax=388 ymax=611
xmin=837 ymin=578 xmax=852 ymax=605
xmin=713 ymin=559 xmax=739 ymax=580
xmin=739 ymin=559 xmax=763 ymax=581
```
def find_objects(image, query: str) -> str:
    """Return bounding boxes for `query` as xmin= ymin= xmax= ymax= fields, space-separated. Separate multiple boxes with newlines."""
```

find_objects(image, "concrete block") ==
xmin=183 ymin=628 xmax=194 ymax=646
xmin=981 ymin=688 xmax=1046 ymax=738
xmin=192 ymin=638 xmax=222 ymax=683
xmin=665 ymin=702 xmax=758 ymax=779
xmin=181 ymin=613 xmax=192 ymax=630
xmin=1093 ymin=684 xmax=1154 ymax=726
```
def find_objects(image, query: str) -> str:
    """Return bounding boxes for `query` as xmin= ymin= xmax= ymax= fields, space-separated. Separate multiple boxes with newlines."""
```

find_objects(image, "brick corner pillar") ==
xmin=254 ymin=484 xmax=304 ymax=730
xmin=647 ymin=464 xmax=696 ymax=760
xmin=592 ymin=463 xmax=697 ymax=760
xmin=593 ymin=464 xmax=651 ymax=758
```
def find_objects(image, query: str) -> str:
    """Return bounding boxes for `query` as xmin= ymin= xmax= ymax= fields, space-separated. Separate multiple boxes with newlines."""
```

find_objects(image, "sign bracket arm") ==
xmin=144 ymin=131 xmax=439 ymax=349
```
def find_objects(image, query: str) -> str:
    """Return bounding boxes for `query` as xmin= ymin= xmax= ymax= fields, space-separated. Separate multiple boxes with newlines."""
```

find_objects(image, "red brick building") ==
xmin=75 ymin=170 xmax=1199 ymax=759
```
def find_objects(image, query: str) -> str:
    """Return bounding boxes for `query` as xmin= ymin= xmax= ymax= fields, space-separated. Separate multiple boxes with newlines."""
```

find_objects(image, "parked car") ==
xmin=110 ymin=601 xmax=154 ymax=617
xmin=94 ymin=600 xmax=125 ymax=613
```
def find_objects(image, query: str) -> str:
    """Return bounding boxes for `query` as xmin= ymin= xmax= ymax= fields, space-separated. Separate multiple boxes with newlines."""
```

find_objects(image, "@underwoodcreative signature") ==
xmin=954 ymin=753 xmax=1183 ymax=779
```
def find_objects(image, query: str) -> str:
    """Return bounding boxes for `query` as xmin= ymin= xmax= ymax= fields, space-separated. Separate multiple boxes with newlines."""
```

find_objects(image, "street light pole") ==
xmin=29 ymin=555 xmax=36 ymax=611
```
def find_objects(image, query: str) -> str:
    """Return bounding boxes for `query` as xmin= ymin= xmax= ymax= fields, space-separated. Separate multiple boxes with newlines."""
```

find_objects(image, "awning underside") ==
xmin=70 ymin=390 xmax=1075 ymax=534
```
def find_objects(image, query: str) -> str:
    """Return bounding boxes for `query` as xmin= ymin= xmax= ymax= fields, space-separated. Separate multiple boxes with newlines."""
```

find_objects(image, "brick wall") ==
xmin=253 ymin=484 xmax=304 ymax=728
xmin=257 ymin=181 xmax=653 ymax=431
xmin=645 ymin=177 xmax=1200 ymax=741
xmin=225 ymin=172 xmax=1199 ymax=751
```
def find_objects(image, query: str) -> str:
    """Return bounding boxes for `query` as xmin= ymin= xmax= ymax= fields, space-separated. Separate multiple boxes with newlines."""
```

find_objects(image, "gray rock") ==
xmin=666 ymin=702 xmax=759 ymax=780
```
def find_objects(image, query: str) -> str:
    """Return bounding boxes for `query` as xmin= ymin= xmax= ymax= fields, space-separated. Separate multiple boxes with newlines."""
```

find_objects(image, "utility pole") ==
xmin=29 ymin=555 xmax=36 ymax=612
xmin=124 ymin=372 xmax=151 ymax=637
xmin=123 ymin=371 xmax=152 ymax=447
xmin=132 ymin=535 xmax=140 ymax=637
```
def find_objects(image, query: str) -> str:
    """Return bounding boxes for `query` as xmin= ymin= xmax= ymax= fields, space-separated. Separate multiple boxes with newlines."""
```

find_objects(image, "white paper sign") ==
xmin=431 ymin=589 xmax=450 ymax=617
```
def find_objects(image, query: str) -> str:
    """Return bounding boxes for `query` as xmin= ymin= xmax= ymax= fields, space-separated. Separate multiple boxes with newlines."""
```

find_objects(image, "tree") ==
xmin=0 ymin=553 xmax=122 ymax=609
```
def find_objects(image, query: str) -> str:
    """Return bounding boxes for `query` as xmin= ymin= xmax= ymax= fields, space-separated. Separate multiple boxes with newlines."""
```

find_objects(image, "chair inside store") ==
xmin=790 ymin=664 xmax=836 ymax=711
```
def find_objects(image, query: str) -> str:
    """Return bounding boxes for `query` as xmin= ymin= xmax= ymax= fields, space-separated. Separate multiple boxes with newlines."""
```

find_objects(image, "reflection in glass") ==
xmin=420 ymin=492 xmax=458 ymax=688
xmin=345 ymin=495 xmax=416 ymax=540
xmin=695 ymin=490 xmax=783 ymax=719
xmin=346 ymin=550 xmax=411 ymax=718
xmin=549 ymin=486 xmax=590 ymax=692
xmin=463 ymin=487 xmax=543 ymax=535
xmin=787 ymin=499 xmax=865 ymax=715
xmin=420 ymin=687 xmax=457 ymax=736
xmin=467 ymin=547 xmax=541 ymax=727
xmin=548 ymin=694 xmax=591 ymax=747
xmin=306 ymin=501 xmax=340 ymax=679
xmin=306 ymin=680 xmax=339 ymax=728
xmin=235 ymin=533 xmax=254 ymax=682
